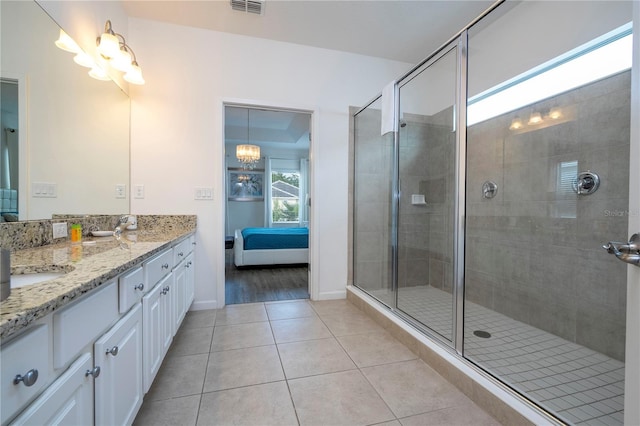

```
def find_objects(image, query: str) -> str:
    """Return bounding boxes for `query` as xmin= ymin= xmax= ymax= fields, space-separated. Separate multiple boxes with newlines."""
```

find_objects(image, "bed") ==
xmin=234 ymin=227 xmax=309 ymax=267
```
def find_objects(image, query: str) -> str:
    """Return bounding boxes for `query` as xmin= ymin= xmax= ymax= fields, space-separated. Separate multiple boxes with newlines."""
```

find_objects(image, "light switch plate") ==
xmin=195 ymin=187 xmax=213 ymax=200
xmin=115 ymin=184 xmax=126 ymax=199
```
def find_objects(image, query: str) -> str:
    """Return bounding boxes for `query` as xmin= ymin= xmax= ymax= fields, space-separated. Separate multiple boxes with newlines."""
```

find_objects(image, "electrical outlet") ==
xmin=134 ymin=184 xmax=145 ymax=199
xmin=52 ymin=222 xmax=67 ymax=239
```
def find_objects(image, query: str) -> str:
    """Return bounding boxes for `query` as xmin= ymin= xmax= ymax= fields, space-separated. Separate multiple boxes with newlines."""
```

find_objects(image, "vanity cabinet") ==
xmin=0 ymin=325 xmax=50 ymax=424
xmin=142 ymin=272 xmax=172 ymax=393
xmin=9 ymin=353 xmax=94 ymax=426
xmin=94 ymin=303 xmax=143 ymax=426
xmin=1 ymin=232 xmax=197 ymax=425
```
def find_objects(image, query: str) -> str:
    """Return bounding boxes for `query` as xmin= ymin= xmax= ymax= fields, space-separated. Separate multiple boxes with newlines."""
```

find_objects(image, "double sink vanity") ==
xmin=0 ymin=215 xmax=197 ymax=425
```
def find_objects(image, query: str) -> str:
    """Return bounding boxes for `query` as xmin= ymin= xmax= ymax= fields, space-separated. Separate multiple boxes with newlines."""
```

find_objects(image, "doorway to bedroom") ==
xmin=224 ymin=104 xmax=312 ymax=305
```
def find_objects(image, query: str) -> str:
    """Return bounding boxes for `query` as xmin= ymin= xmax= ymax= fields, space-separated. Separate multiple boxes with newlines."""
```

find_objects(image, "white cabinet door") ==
xmin=142 ymin=274 xmax=172 ymax=393
xmin=172 ymin=261 xmax=186 ymax=335
xmin=94 ymin=303 xmax=143 ymax=426
xmin=185 ymin=252 xmax=195 ymax=311
xmin=142 ymin=279 xmax=163 ymax=393
xmin=160 ymin=274 xmax=174 ymax=356
xmin=10 ymin=353 xmax=94 ymax=426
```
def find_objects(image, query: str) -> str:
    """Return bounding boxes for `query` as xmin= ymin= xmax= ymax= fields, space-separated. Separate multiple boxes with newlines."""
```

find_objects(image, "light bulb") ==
xmin=549 ymin=107 xmax=562 ymax=120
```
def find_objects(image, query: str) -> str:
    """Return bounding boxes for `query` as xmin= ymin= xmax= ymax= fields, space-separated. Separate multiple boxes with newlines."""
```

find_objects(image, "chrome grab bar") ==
xmin=603 ymin=233 xmax=640 ymax=266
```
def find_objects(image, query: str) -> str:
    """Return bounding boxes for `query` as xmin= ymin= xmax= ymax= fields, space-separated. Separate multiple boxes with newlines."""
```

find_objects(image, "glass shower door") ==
xmin=353 ymin=97 xmax=395 ymax=306
xmin=395 ymin=44 xmax=460 ymax=343
xmin=463 ymin=1 xmax=632 ymax=423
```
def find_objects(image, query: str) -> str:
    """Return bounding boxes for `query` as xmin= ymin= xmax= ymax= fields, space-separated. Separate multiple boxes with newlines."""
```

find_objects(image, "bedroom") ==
xmin=224 ymin=105 xmax=312 ymax=304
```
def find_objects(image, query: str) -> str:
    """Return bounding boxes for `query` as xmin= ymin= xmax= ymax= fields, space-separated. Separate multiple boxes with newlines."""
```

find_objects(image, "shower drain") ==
xmin=473 ymin=330 xmax=492 ymax=338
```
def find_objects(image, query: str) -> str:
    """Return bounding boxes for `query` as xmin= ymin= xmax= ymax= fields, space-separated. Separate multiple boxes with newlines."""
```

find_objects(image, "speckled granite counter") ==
xmin=0 ymin=221 xmax=196 ymax=341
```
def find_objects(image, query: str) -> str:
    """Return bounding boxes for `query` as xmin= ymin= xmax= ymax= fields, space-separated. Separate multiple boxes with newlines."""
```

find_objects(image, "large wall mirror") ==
xmin=0 ymin=0 xmax=130 ymax=221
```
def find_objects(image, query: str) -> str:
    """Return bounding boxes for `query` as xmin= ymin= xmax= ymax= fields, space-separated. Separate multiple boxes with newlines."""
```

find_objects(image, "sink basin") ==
xmin=11 ymin=272 xmax=68 ymax=288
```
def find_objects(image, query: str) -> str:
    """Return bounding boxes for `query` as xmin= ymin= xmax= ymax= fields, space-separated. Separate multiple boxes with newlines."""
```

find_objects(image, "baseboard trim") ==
xmin=189 ymin=300 xmax=218 ymax=311
xmin=317 ymin=289 xmax=347 ymax=300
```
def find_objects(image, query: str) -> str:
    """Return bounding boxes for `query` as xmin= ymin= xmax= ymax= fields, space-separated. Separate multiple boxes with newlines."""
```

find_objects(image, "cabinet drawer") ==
xmin=119 ymin=266 xmax=145 ymax=313
xmin=0 ymin=324 xmax=50 ymax=425
xmin=173 ymin=238 xmax=191 ymax=266
xmin=53 ymin=282 xmax=118 ymax=369
xmin=144 ymin=248 xmax=172 ymax=286
xmin=9 ymin=353 xmax=94 ymax=426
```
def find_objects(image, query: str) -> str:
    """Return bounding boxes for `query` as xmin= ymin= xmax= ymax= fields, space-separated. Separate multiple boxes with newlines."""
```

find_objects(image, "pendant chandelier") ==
xmin=236 ymin=109 xmax=260 ymax=169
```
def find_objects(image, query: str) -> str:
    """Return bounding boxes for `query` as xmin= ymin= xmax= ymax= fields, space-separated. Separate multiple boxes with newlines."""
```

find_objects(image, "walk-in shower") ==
xmin=352 ymin=1 xmax=633 ymax=424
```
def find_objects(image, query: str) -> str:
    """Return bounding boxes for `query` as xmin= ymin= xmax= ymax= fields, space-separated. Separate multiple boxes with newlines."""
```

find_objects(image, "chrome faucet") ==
xmin=114 ymin=215 xmax=135 ymax=236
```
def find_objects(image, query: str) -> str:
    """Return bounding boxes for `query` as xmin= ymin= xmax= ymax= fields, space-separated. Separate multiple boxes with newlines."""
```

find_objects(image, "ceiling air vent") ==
xmin=231 ymin=0 xmax=265 ymax=15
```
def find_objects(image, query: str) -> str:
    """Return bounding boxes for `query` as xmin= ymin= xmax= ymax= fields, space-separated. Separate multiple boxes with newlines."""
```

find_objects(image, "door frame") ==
xmin=624 ymin=2 xmax=639 ymax=424
xmin=217 ymin=98 xmax=318 ymax=307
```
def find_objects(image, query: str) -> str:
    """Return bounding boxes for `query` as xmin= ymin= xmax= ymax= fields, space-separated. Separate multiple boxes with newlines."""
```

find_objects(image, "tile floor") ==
xmin=368 ymin=285 xmax=625 ymax=426
xmin=133 ymin=299 xmax=499 ymax=426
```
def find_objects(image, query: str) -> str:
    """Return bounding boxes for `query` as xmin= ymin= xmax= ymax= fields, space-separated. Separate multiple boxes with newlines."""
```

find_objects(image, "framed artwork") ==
xmin=228 ymin=168 xmax=264 ymax=201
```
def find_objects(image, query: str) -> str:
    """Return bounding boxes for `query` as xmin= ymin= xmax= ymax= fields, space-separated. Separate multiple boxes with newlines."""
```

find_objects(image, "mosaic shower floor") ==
xmin=366 ymin=285 xmax=625 ymax=425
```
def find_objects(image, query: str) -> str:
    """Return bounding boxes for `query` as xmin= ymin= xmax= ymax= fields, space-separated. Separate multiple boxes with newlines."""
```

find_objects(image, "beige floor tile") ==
xmin=203 ymin=345 xmax=284 ymax=392
xmin=289 ymin=370 xmax=395 ymax=426
xmin=215 ymin=303 xmax=268 ymax=325
xmin=197 ymin=381 xmax=298 ymax=426
xmin=270 ymin=316 xmax=332 ymax=343
xmin=166 ymin=326 xmax=213 ymax=357
xmin=133 ymin=394 xmax=200 ymax=426
xmin=309 ymin=299 xmax=362 ymax=317
xmin=265 ymin=300 xmax=317 ymax=320
xmin=278 ymin=337 xmax=356 ymax=379
xmin=337 ymin=331 xmax=417 ymax=367
xmin=373 ymin=421 xmax=402 ymax=426
xmin=145 ymin=353 xmax=209 ymax=401
xmin=399 ymin=403 xmax=500 ymax=426
xmin=211 ymin=321 xmax=274 ymax=351
xmin=181 ymin=309 xmax=216 ymax=329
xmin=322 ymin=311 xmax=384 ymax=336
xmin=362 ymin=359 xmax=471 ymax=419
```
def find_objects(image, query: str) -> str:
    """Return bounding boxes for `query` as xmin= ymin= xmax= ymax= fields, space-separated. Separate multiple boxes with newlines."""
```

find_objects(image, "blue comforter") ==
xmin=242 ymin=227 xmax=309 ymax=250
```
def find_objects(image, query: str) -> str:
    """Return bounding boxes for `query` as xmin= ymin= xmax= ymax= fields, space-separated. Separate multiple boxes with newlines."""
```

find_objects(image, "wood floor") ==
xmin=225 ymin=250 xmax=309 ymax=305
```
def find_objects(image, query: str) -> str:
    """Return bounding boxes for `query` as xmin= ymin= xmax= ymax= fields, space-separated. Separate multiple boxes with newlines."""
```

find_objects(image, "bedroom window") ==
xmin=271 ymin=171 xmax=300 ymax=223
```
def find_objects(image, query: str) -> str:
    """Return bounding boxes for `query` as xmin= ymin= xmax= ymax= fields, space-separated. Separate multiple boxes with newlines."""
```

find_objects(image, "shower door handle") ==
xmin=602 ymin=233 xmax=640 ymax=266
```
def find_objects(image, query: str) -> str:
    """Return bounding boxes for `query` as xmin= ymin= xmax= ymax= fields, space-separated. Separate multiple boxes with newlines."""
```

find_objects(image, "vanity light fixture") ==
xmin=528 ymin=111 xmax=543 ymax=125
xmin=88 ymin=66 xmax=111 ymax=81
xmin=96 ymin=20 xmax=145 ymax=85
xmin=549 ymin=107 xmax=562 ymax=120
xmin=509 ymin=117 xmax=523 ymax=130
xmin=55 ymin=29 xmax=80 ymax=53
xmin=236 ymin=109 xmax=261 ymax=169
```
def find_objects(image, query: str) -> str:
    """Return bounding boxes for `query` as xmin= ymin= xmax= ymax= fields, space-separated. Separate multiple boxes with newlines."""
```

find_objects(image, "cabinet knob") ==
xmin=106 ymin=346 xmax=119 ymax=356
xmin=13 ymin=369 xmax=38 ymax=387
xmin=185 ymin=263 xmax=190 ymax=269
xmin=161 ymin=263 xmax=169 ymax=269
xmin=85 ymin=366 xmax=101 ymax=378
xmin=178 ymin=252 xmax=184 ymax=257
xmin=134 ymin=283 xmax=144 ymax=291
xmin=161 ymin=286 xmax=170 ymax=295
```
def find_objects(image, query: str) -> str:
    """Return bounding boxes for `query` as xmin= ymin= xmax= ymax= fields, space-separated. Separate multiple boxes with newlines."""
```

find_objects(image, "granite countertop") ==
xmin=0 ymin=227 xmax=195 ymax=341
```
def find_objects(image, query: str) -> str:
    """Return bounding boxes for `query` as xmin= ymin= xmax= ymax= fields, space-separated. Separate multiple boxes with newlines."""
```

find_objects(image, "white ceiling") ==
xmin=122 ymin=0 xmax=496 ymax=64
xmin=123 ymin=0 xmax=496 ymax=149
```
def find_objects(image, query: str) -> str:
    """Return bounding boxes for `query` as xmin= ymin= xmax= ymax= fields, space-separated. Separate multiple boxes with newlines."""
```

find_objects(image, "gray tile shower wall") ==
xmin=465 ymin=71 xmax=630 ymax=361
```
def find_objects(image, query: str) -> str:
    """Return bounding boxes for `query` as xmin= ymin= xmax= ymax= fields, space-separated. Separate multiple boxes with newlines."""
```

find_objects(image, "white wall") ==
xmin=127 ymin=18 xmax=411 ymax=309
